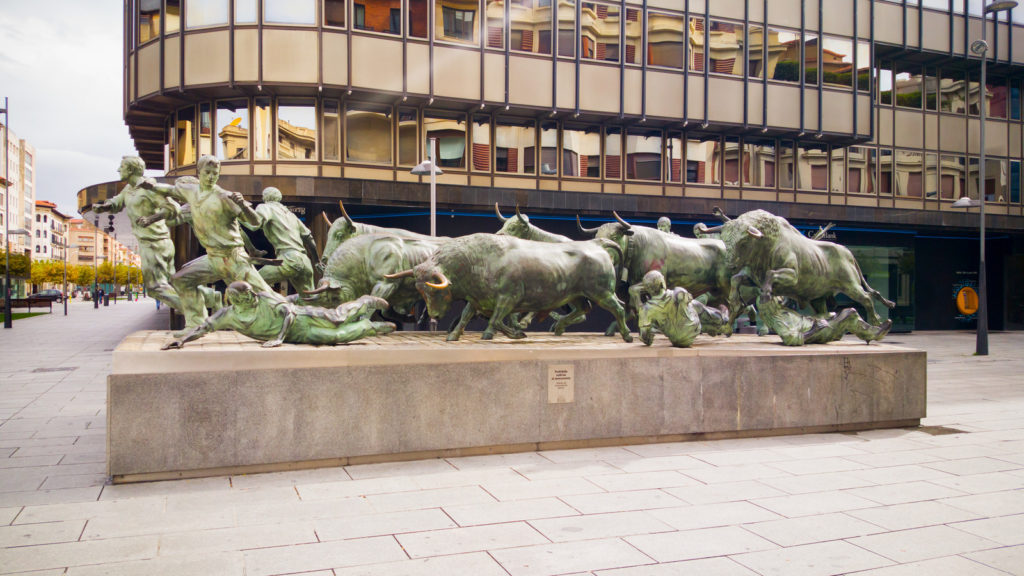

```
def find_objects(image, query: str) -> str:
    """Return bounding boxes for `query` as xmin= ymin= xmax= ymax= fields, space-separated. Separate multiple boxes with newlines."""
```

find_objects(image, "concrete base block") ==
xmin=108 ymin=331 xmax=926 ymax=483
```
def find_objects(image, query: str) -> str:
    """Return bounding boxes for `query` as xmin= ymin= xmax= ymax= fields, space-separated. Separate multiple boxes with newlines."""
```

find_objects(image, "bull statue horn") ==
xmin=425 ymin=271 xmax=450 ymax=290
xmin=696 ymin=223 xmax=724 ymax=235
xmin=712 ymin=206 xmax=731 ymax=222
xmin=747 ymin=226 xmax=763 ymax=238
xmin=320 ymin=211 xmax=332 ymax=228
xmin=494 ymin=202 xmax=508 ymax=222
xmin=515 ymin=204 xmax=527 ymax=222
xmin=612 ymin=211 xmax=632 ymax=229
xmin=383 ymin=269 xmax=415 ymax=280
xmin=338 ymin=200 xmax=354 ymax=226
xmin=303 ymin=284 xmax=333 ymax=295
xmin=576 ymin=215 xmax=599 ymax=235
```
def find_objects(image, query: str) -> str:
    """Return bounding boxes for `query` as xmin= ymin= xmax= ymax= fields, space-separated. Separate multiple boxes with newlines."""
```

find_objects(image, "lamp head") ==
xmin=984 ymin=1 xmax=1018 ymax=14
xmin=410 ymin=160 xmax=442 ymax=176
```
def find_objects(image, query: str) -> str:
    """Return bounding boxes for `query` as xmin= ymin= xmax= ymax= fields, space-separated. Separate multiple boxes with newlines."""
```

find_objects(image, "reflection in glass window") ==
xmin=558 ymin=0 xmax=576 ymax=57
xmin=666 ymin=133 xmax=682 ymax=183
xmin=323 ymin=100 xmax=340 ymax=162
xmin=166 ymin=117 xmax=176 ymax=170
xmin=877 ymin=61 xmax=893 ymax=105
xmin=878 ymin=149 xmax=893 ymax=195
xmin=895 ymin=150 xmax=924 ymax=197
xmin=235 ymin=0 xmax=257 ymax=23
xmin=968 ymin=71 xmax=983 ymax=116
xmin=986 ymin=77 xmax=1008 ymax=119
xmin=581 ymin=2 xmax=621 ymax=63
xmin=253 ymin=97 xmax=272 ymax=160
xmin=325 ymin=0 xmax=346 ymax=28
xmin=625 ymin=130 xmax=662 ymax=181
xmin=768 ymin=28 xmax=800 ymax=83
xmin=486 ymin=0 xmax=504 ymax=48
xmin=495 ymin=120 xmax=536 ymax=175
xmin=967 ymin=157 xmax=980 ymax=199
xmin=803 ymin=33 xmax=819 ymax=85
xmin=425 ymin=113 xmax=467 ymax=169
xmin=940 ymin=69 xmax=966 ymax=113
xmin=623 ymin=8 xmax=641 ymax=64
xmin=510 ymin=1 xmax=551 ymax=55
xmin=925 ymin=153 xmax=938 ymax=198
xmin=923 ymin=68 xmax=938 ymax=110
xmin=1011 ymin=79 xmax=1021 ymax=120
xmin=797 ymin=143 xmax=828 ymax=191
xmin=166 ymin=0 xmax=181 ymax=32
xmin=746 ymin=139 xmax=776 ymax=188
xmin=895 ymin=64 xmax=920 ymax=109
xmin=689 ymin=17 xmax=705 ymax=71
xmin=265 ymin=0 xmax=316 ymax=24
xmin=139 ymin=0 xmax=161 ymax=43
xmin=721 ymin=137 xmax=740 ymax=185
xmin=984 ymin=159 xmax=1007 ymax=201
xmin=277 ymin=99 xmax=317 ymax=160
xmin=471 ymin=115 xmax=491 ymax=172
xmin=185 ymin=0 xmax=229 ymax=28
xmin=847 ymin=146 xmax=875 ymax=194
xmin=176 ymin=106 xmax=196 ymax=167
xmin=748 ymin=25 xmax=764 ymax=78
xmin=1011 ymin=160 xmax=1021 ymax=203
xmin=648 ymin=12 xmax=685 ymax=69
xmin=821 ymin=36 xmax=854 ymax=88
xmin=940 ymin=155 xmax=963 ymax=199
xmin=409 ymin=0 xmax=428 ymax=37
xmin=830 ymin=148 xmax=845 ymax=193
xmin=216 ymin=99 xmax=249 ymax=160
xmin=778 ymin=141 xmax=795 ymax=188
xmin=399 ymin=108 xmax=418 ymax=167
xmin=686 ymin=136 xmax=717 ymax=184
xmin=439 ymin=1 xmax=477 ymax=45
xmin=347 ymin=103 xmax=392 ymax=164
xmin=605 ymin=128 xmax=622 ymax=180
xmin=541 ymin=123 xmax=557 ymax=175
xmin=199 ymin=103 xmax=213 ymax=157
xmin=709 ymin=21 xmax=743 ymax=76
xmin=563 ymin=126 xmax=601 ymax=178
xmin=354 ymin=1 xmax=402 ymax=34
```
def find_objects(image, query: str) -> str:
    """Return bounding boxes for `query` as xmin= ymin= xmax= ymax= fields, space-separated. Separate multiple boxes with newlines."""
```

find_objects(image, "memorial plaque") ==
xmin=548 ymin=364 xmax=575 ymax=403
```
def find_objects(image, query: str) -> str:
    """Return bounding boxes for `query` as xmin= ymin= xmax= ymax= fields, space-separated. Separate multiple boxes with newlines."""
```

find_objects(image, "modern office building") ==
xmin=79 ymin=0 xmax=1024 ymax=330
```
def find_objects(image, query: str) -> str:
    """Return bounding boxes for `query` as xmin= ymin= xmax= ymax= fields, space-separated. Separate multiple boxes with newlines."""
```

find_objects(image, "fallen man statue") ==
xmin=637 ymin=271 xmax=730 ymax=348
xmin=164 ymin=281 xmax=394 ymax=349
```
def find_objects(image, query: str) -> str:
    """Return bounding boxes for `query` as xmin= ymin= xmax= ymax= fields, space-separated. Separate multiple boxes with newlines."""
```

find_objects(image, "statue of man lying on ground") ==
xmin=756 ymin=270 xmax=892 ymax=346
xmin=163 ymin=281 xmax=395 ymax=349
xmin=637 ymin=270 xmax=730 ymax=347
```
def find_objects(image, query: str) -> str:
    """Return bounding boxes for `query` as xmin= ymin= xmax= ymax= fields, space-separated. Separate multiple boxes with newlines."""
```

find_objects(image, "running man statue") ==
xmin=243 ymin=186 xmax=319 ymax=294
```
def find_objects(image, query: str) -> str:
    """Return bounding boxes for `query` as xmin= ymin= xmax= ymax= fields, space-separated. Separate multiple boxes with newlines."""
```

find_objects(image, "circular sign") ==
xmin=956 ymin=286 xmax=979 ymax=315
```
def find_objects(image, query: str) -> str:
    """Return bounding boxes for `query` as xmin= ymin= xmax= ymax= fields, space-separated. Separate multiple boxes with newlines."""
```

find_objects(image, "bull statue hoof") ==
xmin=481 ymin=331 xmax=495 ymax=340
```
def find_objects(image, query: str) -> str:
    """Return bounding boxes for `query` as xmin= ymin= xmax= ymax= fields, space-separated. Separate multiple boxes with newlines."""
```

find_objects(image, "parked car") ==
xmin=28 ymin=289 xmax=63 ymax=303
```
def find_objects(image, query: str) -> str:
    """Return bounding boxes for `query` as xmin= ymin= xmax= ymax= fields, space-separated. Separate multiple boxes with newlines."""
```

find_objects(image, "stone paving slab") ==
xmin=1 ymin=300 xmax=1023 ymax=575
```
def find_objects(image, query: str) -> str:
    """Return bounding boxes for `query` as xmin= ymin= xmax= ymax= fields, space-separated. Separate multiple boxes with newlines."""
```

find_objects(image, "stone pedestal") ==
xmin=108 ymin=331 xmax=926 ymax=483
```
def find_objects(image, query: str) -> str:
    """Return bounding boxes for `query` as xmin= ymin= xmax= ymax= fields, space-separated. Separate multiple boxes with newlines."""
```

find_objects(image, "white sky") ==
xmin=0 ymin=1 xmax=140 ymax=219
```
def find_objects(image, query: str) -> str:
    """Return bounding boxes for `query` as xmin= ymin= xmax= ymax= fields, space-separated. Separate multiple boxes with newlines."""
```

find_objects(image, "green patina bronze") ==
xmin=243 ymin=187 xmax=320 ymax=294
xmin=636 ymin=271 xmax=730 ymax=347
xmin=164 ymin=282 xmax=393 ymax=349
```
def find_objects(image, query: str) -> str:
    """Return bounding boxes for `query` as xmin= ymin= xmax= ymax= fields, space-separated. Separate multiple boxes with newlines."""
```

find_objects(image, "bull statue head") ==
xmin=495 ymin=203 xmax=531 ymax=237
xmin=320 ymin=200 xmax=359 ymax=265
xmin=385 ymin=266 xmax=453 ymax=319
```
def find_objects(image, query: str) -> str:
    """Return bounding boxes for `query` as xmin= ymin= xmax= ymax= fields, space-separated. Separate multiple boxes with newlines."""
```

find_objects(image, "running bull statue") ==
xmin=385 ymin=233 xmax=634 ymax=342
xmin=495 ymin=203 xmax=573 ymax=242
xmin=695 ymin=209 xmax=895 ymax=326
xmin=319 ymin=200 xmax=448 ymax=270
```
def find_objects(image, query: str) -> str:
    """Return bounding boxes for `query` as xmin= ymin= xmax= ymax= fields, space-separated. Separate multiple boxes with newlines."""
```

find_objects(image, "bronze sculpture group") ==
xmin=95 ymin=155 xmax=895 ymax=349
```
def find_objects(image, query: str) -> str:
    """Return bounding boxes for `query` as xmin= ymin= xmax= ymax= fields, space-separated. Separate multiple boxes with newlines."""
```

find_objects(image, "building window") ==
xmin=441 ymin=5 xmax=476 ymax=44
xmin=485 ymin=0 xmax=503 ymax=48
xmin=626 ymin=130 xmax=662 ymax=181
xmin=779 ymin=141 xmax=795 ymax=189
xmin=896 ymin=150 xmax=924 ymax=197
xmin=563 ymin=126 xmax=600 ymax=178
xmin=139 ymin=0 xmax=161 ymax=43
xmin=822 ymin=36 xmax=855 ymax=88
xmin=689 ymin=17 xmax=705 ymax=72
xmin=540 ymin=123 xmax=557 ymax=175
xmin=185 ymin=0 xmax=229 ymax=29
xmin=511 ymin=1 xmax=552 ymax=55
xmin=471 ymin=115 xmax=490 ymax=172
xmin=1011 ymin=160 xmax=1021 ymax=203
xmin=709 ymin=20 xmax=743 ymax=77
xmin=325 ymin=0 xmax=346 ymax=27
xmin=176 ymin=106 xmax=196 ymax=167
xmin=253 ymin=97 xmax=272 ymax=160
xmin=424 ymin=112 xmax=466 ymax=169
xmin=265 ymin=0 xmax=316 ymax=25
xmin=648 ymin=12 xmax=684 ymax=69
xmin=557 ymin=0 xmax=576 ymax=58
xmin=166 ymin=0 xmax=181 ymax=32
xmin=666 ymin=133 xmax=682 ymax=183
xmin=354 ymin=4 xmax=365 ymax=28
xmin=495 ymin=120 xmax=535 ymax=175
xmin=745 ymin=139 xmax=776 ymax=188
xmin=748 ymin=25 xmax=764 ymax=78
xmin=199 ymin=103 xmax=213 ymax=157
xmin=216 ymin=99 xmax=249 ymax=161
xmin=895 ymin=64 xmax=921 ymax=108
xmin=398 ymin=108 xmax=418 ymax=167
xmin=769 ymin=28 xmax=800 ymax=83
xmin=408 ymin=0 xmax=428 ymax=38
xmin=581 ymin=3 xmax=621 ymax=63
xmin=277 ymin=99 xmax=317 ymax=160
xmin=604 ymin=128 xmax=622 ymax=180
xmin=323 ymin=100 xmax=341 ymax=162
xmin=235 ymin=0 xmax=258 ymax=23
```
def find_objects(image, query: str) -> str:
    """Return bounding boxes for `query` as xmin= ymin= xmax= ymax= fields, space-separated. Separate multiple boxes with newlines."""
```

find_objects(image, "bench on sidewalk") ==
xmin=0 ymin=297 xmax=54 ymax=313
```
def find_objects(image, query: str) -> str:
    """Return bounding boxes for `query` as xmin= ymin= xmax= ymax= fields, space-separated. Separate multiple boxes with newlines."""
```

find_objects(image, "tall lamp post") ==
xmin=411 ymin=137 xmax=442 ymax=237
xmin=2 ymin=97 xmax=10 ymax=329
xmin=107 ymin=215 xmax=117 ymax=305
xmin=63 ymin=243 xmax=79 ymax=316
xmin=958 ymin=0 xmax=1018 ymax=356
xmin=3 ymin=228 xmax=29 ymax=328
xmin=92 ymin=213 xmax=100 ymax=308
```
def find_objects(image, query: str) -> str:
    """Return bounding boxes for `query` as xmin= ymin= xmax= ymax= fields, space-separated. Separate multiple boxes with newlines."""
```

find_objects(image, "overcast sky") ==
xmin=1 ymin=1 xmax=137 ymax=219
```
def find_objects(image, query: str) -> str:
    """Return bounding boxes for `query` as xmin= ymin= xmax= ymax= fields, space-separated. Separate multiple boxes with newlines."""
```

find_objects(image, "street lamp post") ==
xmin=411 ymin=137 xmax=442 ymax=237
xmin=63 ymin=243 xmax=79 ymax=316
xmin=966 ymin=0 xmax=1017 ymax=356
xmin=2 ymin=97 xmax=11 ymax=329
xmin=107 ymin=215 xmax=116 ymax=306
xmin=92 ymin=213 xmax=100 ymax=309
xmin=3 ymin=228 xmax=29 ymax=328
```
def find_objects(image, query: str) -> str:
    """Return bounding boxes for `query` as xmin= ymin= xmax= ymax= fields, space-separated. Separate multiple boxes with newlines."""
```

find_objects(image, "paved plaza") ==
xmin=1 ymin=299 xmax=1022 ymax=575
